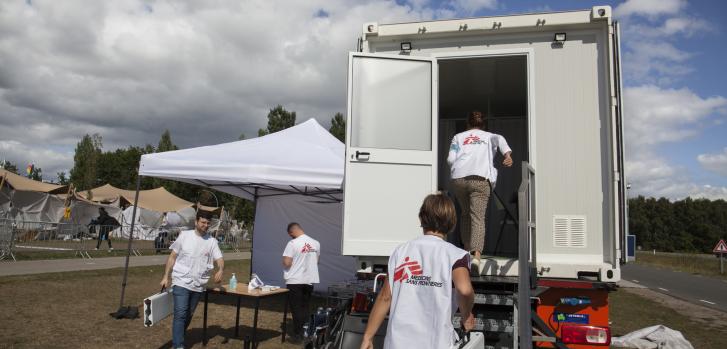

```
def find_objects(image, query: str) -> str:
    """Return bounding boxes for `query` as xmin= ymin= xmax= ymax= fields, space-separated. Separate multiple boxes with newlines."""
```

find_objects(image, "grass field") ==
xmin=610 ymin=287 xmax=727 ymax=349
xmin=635 ymin=251 xmax=727 ymax=280
xmin=1 ymin=258 xmax=726 ymax=348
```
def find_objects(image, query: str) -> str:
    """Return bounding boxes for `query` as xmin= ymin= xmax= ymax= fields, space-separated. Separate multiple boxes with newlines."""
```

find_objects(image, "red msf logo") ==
xmin=393 ymin=257 xmax=422 ymax=282
xmin=301 ymin=243 xmax=315 ymax=253
xmin=463 ymin=134 xmax=481 ymax=145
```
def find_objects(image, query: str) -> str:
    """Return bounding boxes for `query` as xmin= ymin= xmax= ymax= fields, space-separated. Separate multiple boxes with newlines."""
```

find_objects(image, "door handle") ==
xmin=355 ymin=151 xmax=370 ymax=160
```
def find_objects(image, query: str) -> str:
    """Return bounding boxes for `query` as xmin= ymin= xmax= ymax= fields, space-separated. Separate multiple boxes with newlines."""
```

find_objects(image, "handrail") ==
xmin=517 ymin=161 xmax=536 ymax=349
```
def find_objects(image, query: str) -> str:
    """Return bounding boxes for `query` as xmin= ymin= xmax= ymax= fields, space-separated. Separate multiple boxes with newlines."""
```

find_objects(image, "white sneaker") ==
xmin=94 ymin=248 xmax=99 ymax=251
xmin=108 ymin=248 xmax=113 ymax=252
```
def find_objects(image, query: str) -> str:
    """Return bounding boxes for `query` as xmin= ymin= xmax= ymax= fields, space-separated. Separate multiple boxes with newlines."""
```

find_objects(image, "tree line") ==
xmin=628 ymin=196 xmax=727 ymax=253
xmin=0 ymin=106 xmax=346 ymax=226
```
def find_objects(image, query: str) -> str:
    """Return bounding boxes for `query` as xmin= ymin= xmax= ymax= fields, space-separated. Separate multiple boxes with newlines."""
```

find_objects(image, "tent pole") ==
xmin=249 ymin=188 xmax=258 ymax=280
xmin=118 ymin=172 xmax=142 ymax=310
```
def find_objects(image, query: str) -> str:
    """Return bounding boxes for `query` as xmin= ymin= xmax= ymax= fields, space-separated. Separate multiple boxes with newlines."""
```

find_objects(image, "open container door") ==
xmin=343 ymin=53 xmax=437 ymax=256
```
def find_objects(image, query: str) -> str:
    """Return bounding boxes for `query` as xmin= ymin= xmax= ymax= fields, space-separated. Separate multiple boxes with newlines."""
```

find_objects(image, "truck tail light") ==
xmin=561 ymin=325 xmax=610 ymax=346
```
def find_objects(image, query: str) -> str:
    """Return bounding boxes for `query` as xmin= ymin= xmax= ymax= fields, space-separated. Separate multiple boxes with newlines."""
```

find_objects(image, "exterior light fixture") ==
xmin=400 ymin=42 xmax=412 ymax=53
xmin=554 ymin=33 xmax=566 ymax=43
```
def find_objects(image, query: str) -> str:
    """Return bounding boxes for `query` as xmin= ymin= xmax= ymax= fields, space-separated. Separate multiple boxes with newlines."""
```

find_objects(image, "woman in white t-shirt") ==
xmin=359 ymin=193 xmax=475 ymax=349
xmin=447 ymin=110 xmax=512 ymax=274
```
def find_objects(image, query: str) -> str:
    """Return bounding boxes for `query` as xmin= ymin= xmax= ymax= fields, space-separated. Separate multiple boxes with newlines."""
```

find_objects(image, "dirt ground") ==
xmin=0 ymin=260 xmax=304 ymax=349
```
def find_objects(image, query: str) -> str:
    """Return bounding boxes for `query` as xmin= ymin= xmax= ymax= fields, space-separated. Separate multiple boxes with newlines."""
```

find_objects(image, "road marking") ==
xmin=657 ymin=287 xmax=669 ymax=292
xmin=700 ymin=299 xmax=716 ymax=305
xmin=631 ymin=279 xmax=640 ymax=283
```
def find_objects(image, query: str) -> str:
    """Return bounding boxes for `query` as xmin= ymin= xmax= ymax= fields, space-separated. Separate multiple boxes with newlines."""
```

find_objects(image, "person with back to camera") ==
xmin=282 ymin=222 xmax=321 ymax=343
xmin=359 ymin=193 xmax=475 ymax=349
xmin=160 ymin=210 xmax=224 ymax=349
xmin=448 ymin=110 xmax=513 ymax=274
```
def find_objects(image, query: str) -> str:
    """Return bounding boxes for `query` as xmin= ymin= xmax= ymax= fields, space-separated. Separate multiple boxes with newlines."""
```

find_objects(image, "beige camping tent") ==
xmin=78 ymin=184 xmax=218 ymax=213
xmin=0 ymin=169 xmax=69 ymax=194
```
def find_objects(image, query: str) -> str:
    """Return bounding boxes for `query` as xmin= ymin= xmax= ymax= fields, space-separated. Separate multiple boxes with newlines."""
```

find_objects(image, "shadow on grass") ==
xmin=153 ymin=324 xmax=286 ymax=349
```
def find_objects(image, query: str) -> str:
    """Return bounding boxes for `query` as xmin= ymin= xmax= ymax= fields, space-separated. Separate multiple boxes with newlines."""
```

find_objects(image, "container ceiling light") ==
xmin=554 ymin=32 xmax=567 ymax=43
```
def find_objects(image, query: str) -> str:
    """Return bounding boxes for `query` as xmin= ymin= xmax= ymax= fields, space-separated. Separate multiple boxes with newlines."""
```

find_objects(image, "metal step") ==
xmin=474 ymin=293 xmax=514 ymax=306
xmin=453 ymin=316 xmax=514 ymax=334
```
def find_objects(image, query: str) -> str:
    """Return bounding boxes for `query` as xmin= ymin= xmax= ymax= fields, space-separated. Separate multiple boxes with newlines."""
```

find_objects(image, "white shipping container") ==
xmin=342 ymin=6 xmax=626 ymax=282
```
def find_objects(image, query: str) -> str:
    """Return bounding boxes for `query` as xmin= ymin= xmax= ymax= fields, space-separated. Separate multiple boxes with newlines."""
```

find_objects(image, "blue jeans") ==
xmin=172 ymin=285 xmax=202 ymax=348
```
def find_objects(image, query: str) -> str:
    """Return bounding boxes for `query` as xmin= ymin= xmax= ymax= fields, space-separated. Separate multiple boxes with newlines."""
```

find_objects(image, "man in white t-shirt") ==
xmin=282 ymin=222 xmax=320 ymax=341
xmin=160 ymin=211 xmax=224 ymax=349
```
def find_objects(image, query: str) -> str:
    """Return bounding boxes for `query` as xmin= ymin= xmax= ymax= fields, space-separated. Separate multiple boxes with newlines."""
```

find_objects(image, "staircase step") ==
xmin=453 ymin=316 xmax=514 ymax=333
xmin=475 ymin=293 xmax=514 ymax=306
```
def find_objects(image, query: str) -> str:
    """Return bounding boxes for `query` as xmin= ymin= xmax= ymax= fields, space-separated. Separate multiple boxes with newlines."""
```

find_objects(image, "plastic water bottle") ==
xmin=230 ymin=273 xmax=237 ymax=290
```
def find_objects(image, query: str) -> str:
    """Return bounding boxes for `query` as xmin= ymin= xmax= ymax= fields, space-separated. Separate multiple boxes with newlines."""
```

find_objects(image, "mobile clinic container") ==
xmin=341 ymin=5 xmax=626 ymax=348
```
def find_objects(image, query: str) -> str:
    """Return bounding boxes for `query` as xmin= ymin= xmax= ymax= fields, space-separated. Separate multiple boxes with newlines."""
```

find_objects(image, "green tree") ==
xmin=29 ymin=166 xmax=42 ymax=181
xmin=258 ymin=105 xmax=296 ymax=136
xmin=157 ymin=130 xmax=179 ymax=152
xmin=1 ymin=160 xmax=18 ymax=174
xmin=329 ymin=112 xmax=346 ymax=142
xmin=57 ymin=171 xmax=69 ymax=185
xmin=69 ymin=134 xmax=102 ymax=190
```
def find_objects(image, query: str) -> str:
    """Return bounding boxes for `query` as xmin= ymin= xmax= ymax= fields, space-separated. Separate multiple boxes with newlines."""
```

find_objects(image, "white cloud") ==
xmin=0 ymin=0 xmax=439 ymax=177
xmin=622 ymin=41 xmax=694 ymax=84
xmin=624 ymin=85 xmax=727 ymax=147
xmin=626 ymin=153 xmax=727 ymax=200
xmin=0 ymin=140 xmax=73 ymax=179
xmin=698 ymin=148 xmax=727 ymax=177
xmin=623 ymin=84 xmax=727 ymax=200
xmin=614 ymin=0 xmax=687 ymax=19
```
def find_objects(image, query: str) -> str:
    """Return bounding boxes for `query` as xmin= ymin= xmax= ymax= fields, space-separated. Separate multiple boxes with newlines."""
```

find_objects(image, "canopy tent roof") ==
xmin=78 ymin=183 xmax=217 ymax=213
xmin=139 ymin=118 xmax=344 ymax=201
xmin=0 ymin=168 xmax=69 ymax=194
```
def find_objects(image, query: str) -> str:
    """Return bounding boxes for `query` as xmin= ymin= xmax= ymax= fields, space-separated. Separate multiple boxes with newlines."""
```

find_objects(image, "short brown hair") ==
xmin=196 ymin=210 xmax=212 ymax=221
xmin=418 ymin=193 xmax=457 ymax=235
xmin=287 ymin=222 xmax=301 ymax=233
xmin=467 ymin=110 xmax=485 ymax=129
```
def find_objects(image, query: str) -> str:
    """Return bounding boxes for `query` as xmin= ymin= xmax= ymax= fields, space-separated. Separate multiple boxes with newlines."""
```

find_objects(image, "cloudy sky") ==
xmin=0 ymin=0 xmax=725 ymax=200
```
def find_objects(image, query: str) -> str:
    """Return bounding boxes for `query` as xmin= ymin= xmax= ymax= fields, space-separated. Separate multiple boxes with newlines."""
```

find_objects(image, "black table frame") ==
xmin=202 ymin=288 xmax=290 ymax=347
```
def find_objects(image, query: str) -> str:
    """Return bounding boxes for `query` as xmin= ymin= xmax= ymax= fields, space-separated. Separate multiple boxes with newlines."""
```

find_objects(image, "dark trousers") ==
xmin=96 ymin=230 xmax=112 ymax=249
xmin=287 ymin=283 xmax=313 ymax=336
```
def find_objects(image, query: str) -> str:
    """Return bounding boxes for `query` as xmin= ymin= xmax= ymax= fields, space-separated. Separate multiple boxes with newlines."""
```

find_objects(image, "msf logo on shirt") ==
xmin=463 ymin=134 xmax=486 ymax=145
xmin=393 ymin=257 xmax=422 ymax=282
xmin=393 ymin=257 xmax=443 ymax=288
xmin=301 ymin=243 xmax=317 ymax=253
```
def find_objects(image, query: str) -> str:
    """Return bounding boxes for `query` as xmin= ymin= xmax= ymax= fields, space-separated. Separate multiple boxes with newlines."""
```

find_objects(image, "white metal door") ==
xmin=342 ymin=52 xmax=437 ymax=256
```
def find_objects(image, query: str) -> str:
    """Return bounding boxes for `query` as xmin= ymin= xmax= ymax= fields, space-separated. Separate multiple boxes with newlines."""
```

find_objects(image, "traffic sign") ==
xmin=714 ymin=239 xmax=727 ymax=253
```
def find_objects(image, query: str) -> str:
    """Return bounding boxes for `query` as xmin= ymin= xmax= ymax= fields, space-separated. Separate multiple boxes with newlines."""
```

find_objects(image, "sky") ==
xmin=0 ymin=0 xmax=725 ymax=200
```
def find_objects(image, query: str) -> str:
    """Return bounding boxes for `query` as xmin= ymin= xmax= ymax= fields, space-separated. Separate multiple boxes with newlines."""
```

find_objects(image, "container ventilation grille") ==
xmin=552 ymin=215 xmax=587 ymax=248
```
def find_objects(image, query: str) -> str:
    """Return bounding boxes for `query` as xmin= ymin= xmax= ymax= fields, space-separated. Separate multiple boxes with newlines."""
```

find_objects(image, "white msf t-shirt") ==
xmin=447 ymin=129 xmax=512 ymax=184
xmin=384 ymin=235 xmax=469 ymax=349
xmin=283 ymin=234 xmax=320 ymax=285
xmin=170 ymin=230 xmax=223 ymax=292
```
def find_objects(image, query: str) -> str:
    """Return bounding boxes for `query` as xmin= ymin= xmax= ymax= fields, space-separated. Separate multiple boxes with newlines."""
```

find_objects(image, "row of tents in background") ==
xmin=0 ymin=168 xmax=243 ymax=241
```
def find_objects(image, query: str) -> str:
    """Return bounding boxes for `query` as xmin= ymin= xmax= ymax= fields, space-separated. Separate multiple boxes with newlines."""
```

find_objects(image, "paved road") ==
xmin=0 ymin=251 xmax=250 ymax=277
xmin=621 ymin=262 xmax=727 ymax=313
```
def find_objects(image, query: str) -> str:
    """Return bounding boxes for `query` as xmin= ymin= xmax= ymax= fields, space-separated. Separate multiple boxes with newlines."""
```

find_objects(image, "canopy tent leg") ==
xmin=114 ymin=172 xmax=142 ymax=317
xmin=249 ymin=188 xmax=258 ymax=280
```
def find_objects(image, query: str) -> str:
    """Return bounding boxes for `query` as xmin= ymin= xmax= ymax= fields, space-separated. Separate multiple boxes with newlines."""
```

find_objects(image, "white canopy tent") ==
xmin=135 ymin=118 xmax=354 ymax=292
